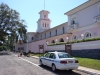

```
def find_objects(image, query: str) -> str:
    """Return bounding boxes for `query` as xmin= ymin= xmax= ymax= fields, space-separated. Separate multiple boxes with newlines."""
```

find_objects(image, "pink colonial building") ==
xmin=15 ymin=0 xmax=100 ymax=59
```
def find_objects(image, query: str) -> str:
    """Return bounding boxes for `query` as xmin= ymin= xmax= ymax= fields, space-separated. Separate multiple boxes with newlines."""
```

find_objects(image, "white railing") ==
xmin=68 ymin=23 xmax=79 ymax=30
xmin=94 ymin=15 xmax=100 ymax=23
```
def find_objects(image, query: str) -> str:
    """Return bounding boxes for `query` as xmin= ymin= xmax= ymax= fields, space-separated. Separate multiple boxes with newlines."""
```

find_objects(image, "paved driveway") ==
xmin=0 ymin=51 xmax=90 ymax=75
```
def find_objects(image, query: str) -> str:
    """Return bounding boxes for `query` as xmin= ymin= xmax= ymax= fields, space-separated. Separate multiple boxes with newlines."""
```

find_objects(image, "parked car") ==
xmin=39 ymin=51 xmax=79 ymax=71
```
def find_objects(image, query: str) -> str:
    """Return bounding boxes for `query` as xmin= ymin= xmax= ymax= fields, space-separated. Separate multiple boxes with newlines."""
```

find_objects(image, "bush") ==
xmin=47 ymin=37 xmax=100 ymax=46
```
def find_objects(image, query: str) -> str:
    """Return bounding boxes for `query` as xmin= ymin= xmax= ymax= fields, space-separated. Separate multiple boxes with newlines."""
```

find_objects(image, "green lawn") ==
xmin=30 ymin=53 xmax=100 ymax=70
xmin=76 ymin=57 xmax=100 ymax=70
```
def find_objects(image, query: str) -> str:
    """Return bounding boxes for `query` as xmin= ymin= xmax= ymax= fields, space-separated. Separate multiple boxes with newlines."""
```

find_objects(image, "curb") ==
xmin=31 ymin=56 xmax=100 ymax=75
xmin=77 ymin=69 xmax=100 ymax=75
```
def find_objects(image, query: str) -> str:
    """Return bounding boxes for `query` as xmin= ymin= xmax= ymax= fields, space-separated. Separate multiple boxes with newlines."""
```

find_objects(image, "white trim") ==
xmin=65 ymin=0 xmax=100 ymax=16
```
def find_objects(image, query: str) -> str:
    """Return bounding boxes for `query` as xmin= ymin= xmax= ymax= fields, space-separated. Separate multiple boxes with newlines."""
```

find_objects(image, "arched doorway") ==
xmin=52 ymin=40 xmax=55 ymax=43
xmin=59 ymin=38 xmax=64 ymax=42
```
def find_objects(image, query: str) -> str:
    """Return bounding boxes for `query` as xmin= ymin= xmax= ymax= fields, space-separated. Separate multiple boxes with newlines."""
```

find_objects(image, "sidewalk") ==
xmin=31 ymin=56 xmax=100 ymax=75
xmin=77 ymin=66 xmax=100 ymax=75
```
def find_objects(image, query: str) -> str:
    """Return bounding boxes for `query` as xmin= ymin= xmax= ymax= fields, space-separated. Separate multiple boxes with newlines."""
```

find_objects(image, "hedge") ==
xmin=48 ymin=37 xmax=100 ymax=46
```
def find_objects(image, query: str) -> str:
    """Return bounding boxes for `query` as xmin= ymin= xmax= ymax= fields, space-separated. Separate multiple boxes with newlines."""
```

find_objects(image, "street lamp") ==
xmin=66 ymin=37 xmax=69 ymax=42
xmin=55 ymin=39 xmax=57 ymax=44
xmin=46 ymin=41 xmax=49 ymax=45
xmin=81 ymin=34 xmax=84 ymax=39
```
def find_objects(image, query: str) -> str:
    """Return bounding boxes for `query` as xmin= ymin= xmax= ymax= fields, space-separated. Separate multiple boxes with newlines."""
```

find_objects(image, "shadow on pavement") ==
xmin=39 ymin=65 xmax=81 ymax=75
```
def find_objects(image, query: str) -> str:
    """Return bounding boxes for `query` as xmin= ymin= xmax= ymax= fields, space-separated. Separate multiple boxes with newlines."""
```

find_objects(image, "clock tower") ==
xmin=37 ymin=10 xmax=51 ymax=33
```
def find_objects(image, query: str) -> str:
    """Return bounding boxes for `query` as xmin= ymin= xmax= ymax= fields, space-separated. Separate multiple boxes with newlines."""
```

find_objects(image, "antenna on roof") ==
xmin=44 ymin=0 xmax=45 ymax=10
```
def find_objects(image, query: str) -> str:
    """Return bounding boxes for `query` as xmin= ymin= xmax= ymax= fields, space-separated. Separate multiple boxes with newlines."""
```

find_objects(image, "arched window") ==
xmin=52 ymin=40 xmax=55 ymax=43
xmin=84 ymin=32 xmax=91 ymax=38
xmin=72 ymin=35 xmax=78 ymax=41
xmin=32 ymin=37 xmax=34 ymax=40
xmin=59 ymin=38 xmax=64 ymax=42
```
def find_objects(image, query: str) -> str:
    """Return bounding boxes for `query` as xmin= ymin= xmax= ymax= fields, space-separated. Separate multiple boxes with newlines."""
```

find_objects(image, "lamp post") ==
xmin=55 ymin=39 xmax=57 ymax=44
xmin=81 ymin=34 xmax=84 ymax=40
xmin=66 ymin=37 xmax=69 ymax=42
xmin=46 ymin=41 xmax=48 ymax=45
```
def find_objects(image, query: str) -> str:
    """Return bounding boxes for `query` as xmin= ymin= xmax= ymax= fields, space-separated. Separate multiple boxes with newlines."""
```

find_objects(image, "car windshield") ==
xmin=58 ymin=53 xmax=72 ymax=58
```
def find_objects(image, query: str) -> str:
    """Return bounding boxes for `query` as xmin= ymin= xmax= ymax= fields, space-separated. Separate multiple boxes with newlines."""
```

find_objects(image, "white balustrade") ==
xmin=68 ymin=23 xmax=79 ymax=30
xmin=94 ymin=15 xmax=100 ymax=23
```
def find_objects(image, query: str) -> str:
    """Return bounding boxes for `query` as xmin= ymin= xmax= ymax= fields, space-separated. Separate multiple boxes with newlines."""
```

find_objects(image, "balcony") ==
xmin=68 ymin=23 xmax=79 ymax=30
xmin=94 ymin=15 xmax=100 ymax=24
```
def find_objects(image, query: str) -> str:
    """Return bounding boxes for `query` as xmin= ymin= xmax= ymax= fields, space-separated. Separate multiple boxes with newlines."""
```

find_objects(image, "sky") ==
xmin=0 ymin=0 xmax=88 ymax=32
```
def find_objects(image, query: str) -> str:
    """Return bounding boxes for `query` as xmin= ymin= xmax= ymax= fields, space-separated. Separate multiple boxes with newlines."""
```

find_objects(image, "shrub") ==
xmin=47 ymin=37 xmax=100 ymax=46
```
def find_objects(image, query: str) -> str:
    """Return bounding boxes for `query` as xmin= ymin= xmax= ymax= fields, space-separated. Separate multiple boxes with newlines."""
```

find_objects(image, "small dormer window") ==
xmin=71 ymin=17 xmax=76 ymax=24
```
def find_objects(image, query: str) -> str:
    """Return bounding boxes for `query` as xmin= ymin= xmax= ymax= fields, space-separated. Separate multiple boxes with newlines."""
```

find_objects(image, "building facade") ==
xmin=15 ymin=0 xmax=100 ymax=59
